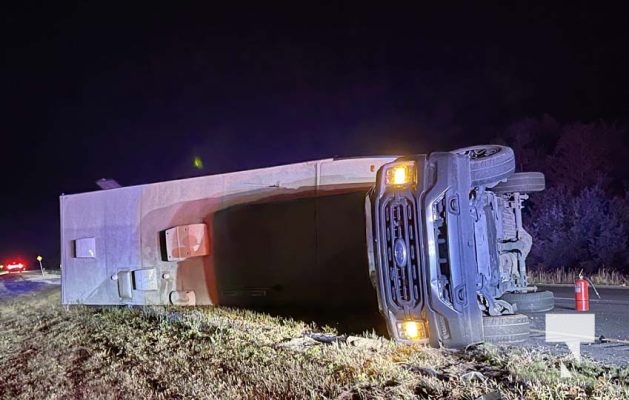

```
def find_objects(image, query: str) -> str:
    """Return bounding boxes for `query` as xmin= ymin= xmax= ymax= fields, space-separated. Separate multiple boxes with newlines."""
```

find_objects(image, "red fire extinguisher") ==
xmin=575 ymin=271 xmax=589 ymax=311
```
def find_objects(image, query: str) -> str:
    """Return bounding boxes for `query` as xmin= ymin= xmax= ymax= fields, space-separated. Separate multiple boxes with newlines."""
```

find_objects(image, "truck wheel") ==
xmin=451 ymin=145 xmax=515 ymax=186
xmin=500 ymin=290 xmax=554 ymax=313
xmin=482 ymin=314 xmax=530 ymax=344
xmin=491 ymin=172 xmax=545 ymax=194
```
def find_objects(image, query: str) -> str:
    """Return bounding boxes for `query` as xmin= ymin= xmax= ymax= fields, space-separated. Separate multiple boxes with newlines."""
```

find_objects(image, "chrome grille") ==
xmin=383 ymin=197 xmax=421 ymax=310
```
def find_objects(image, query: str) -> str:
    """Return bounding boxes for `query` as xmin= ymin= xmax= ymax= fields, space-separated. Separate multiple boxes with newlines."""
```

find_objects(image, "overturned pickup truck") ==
xmin=366 ymin=145 xmax=552 ymax=348
xmin=60 ymin=145 xmax=549 ymax=349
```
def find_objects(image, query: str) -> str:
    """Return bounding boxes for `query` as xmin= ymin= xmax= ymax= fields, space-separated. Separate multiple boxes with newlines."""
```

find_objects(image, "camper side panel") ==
xmin=61 ymin=187 xmax=143 ymax=304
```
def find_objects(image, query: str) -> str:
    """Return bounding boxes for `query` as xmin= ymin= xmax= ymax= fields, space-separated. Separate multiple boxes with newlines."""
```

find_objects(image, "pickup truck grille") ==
xmin=383 ymin=197 xmax=421 ymax=310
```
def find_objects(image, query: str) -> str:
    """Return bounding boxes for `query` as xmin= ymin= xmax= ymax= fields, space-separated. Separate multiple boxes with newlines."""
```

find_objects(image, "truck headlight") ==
xmin=385 ymin=162 xmax=416 ymax=187
xmin=397 ymin=319 xmax=429 ymax=341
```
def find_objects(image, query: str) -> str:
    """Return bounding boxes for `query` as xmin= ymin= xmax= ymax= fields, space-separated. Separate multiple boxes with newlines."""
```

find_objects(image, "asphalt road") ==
xmin=521 ymin=285 xmax=629 ymax=366
xmin=0 ymin=270 xmax=61 ymax=300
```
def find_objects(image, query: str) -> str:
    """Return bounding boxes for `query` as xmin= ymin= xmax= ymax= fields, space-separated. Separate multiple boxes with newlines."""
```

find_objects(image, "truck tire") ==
xmin=451 ymin=145 xmax=515 ymax=186
xmin=491 ymin=172 xmax=545 ymax=194
xmin=500 ymin=290 xmax=554 ymax=313
xmin=482 ymin=314 xmax=530 ymax=344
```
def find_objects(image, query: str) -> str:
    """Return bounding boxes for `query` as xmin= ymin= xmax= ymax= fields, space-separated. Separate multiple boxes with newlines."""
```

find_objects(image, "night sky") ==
xmin=2 ymin=2 xmax=628 ymax=267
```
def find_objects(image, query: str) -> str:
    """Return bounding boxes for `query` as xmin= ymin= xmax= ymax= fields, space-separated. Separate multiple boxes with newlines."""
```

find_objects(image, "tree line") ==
xmin=497 ymin=116 xmax=629 ymax=273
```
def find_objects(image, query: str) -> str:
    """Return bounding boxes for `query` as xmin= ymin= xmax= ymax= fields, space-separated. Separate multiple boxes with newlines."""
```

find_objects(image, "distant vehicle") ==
xmin=3 ymin=261 xmax=26 ymax=273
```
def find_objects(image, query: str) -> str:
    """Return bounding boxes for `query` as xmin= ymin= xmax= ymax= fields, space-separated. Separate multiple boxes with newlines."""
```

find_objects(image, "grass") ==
xmin=528 ymin=267 xmax=629 ymax=286
xmin=1 ymin=287 xmax=628 ymax=399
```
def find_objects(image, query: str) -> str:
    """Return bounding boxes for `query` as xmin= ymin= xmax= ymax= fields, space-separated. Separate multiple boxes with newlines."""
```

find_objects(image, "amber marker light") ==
xmin=398 ymin=320 xmax=428 ymax=341
xmin=385 ymin=162 xmax=416 ymax=186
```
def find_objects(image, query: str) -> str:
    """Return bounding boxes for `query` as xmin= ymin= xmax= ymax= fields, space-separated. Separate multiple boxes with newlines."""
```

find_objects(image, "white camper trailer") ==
xmin=60 ymin=156 xmax=396 ymax=308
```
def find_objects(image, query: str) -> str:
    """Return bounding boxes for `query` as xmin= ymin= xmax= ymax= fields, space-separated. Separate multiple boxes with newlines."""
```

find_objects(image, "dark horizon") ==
xmin=2 ymin=2 xmax=629 ymax=266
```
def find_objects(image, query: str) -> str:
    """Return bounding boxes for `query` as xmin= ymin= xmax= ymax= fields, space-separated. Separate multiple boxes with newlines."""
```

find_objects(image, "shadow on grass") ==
xmin=244 ymin=303 xmax=389 ymax=337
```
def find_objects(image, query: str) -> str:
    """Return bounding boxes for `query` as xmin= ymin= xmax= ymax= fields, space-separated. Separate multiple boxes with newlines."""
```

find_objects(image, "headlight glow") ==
xmin=393 ymin=167 xmax=408 ymax=184
xmin=385 ymin=162 xmax=416 ymax=186
xmin=398 ymin=320 xmax=429 ymax=341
